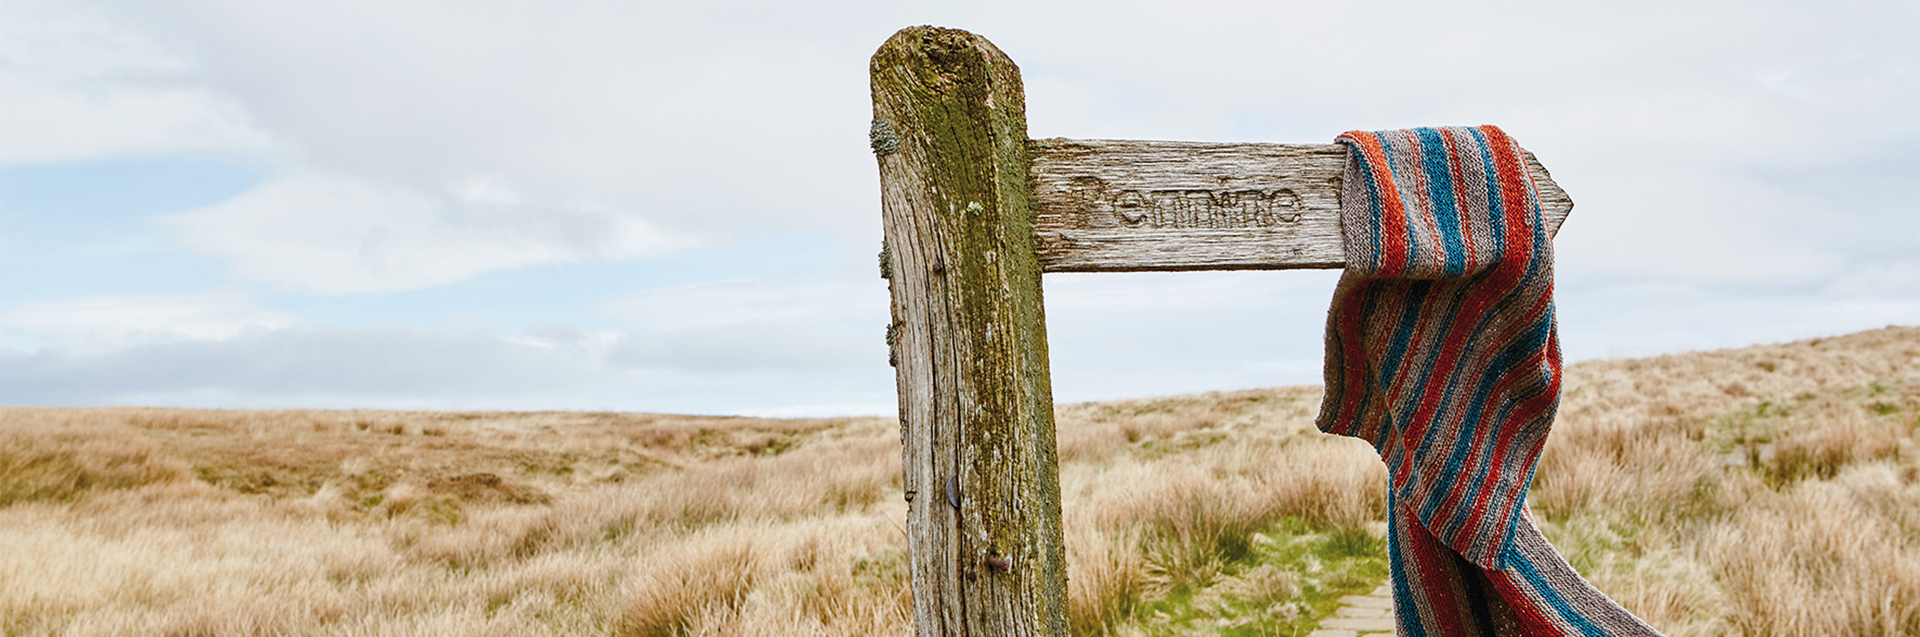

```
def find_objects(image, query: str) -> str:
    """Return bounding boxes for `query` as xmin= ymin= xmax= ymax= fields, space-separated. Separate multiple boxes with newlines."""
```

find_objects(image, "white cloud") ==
xmin=595 ymin=278 xmax=888 ymax=332
xmin=0 ymin=323 xmax=897 ymax=415
xmin=1041 ymin=270 xmax=1341 ymax=401
xmin=5 ymin=1 xmax=889 ymax=291
xmin=164 ymin=172 xmax=685 ymax=294
xmin=0 ymin=279 xmax=897 ymax=412
xmin=0 ymin=0 xmax=267 ymax=165
xmin=114 ymin=1 xmax=883 ymax=233
xmin=595 ymin=277 xmax=889 ymax=373
xmin=0 ymin=325 xmax=597 ymax=407
xmin=0 ymin=290 xmax=293 ymax=351
xmin=1557 ymin=281 xmax=1920 ymax=361
xmin=17 ymin=0 xmax=1911 ymax=298
xmin=1 ymin=0 xmax=1913 ymax=413
xmin=609 ymin=322 xmax=870 ymax=373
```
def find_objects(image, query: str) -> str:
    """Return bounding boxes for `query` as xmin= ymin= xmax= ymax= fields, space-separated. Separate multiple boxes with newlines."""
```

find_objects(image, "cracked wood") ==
xmin=871 ymin=26 xmax=1069 ymax=637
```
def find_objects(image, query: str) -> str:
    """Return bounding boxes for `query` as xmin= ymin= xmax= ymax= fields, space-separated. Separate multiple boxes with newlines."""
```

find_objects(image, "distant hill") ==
xmin=2 ymin=326 xmax=1914 ymax=636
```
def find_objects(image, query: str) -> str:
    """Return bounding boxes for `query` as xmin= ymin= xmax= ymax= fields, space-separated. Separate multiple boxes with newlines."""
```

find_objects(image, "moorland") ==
xmin=3 ymin=327 xmax=1916 ymax=636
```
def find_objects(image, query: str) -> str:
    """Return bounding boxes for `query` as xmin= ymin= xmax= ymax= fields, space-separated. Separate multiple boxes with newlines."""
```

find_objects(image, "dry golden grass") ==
xmin=1533 ymin=326 xmax=1920 ymax=636
xmin=0 ymin=410 xmax=904 ymax=636
xmin=1 ymin=325 xmax=1915 ymax=636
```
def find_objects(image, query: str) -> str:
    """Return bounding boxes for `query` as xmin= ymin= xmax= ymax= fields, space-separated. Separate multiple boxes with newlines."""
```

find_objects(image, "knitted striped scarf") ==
xmin=1318 ymin=125 xmax=1661 ymax=635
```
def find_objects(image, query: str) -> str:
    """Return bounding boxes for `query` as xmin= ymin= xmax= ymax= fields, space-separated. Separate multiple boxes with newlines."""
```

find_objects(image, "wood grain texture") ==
xmin=1029 ymin=138 xmax=1573 ymax=272
xmin=871 ymin=26 xmax=1068 ymax=637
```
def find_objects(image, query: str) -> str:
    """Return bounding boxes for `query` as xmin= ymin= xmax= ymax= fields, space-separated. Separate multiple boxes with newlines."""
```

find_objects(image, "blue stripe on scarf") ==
xmin=1375 ymin=280 xmax=1432 ymax=394
xmin=1506 ymin=543 xmax=1612 ymax=637
xmin=1428 ymin=157 xmax=1557 ymax=546
xmin=1403 ymin=282 xmax=1487 ymax=509
xmin=1416 ymin=128 xmax=1467 ymax=277
xmin=1389 ymin=492 xmax=1431 ymax=637
xmin=1431 ymin=313 xmax=1552 ymax=538
xmin=1429 ymin=241 xmax=1557 ymax=542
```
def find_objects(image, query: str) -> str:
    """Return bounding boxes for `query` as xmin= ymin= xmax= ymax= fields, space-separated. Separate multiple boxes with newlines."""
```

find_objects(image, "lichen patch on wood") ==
xmin=872 ymin=25 xmax=1068 ymax=637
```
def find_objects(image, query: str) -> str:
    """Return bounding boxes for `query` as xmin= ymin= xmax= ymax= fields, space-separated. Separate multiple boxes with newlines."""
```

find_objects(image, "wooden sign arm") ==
xmin=1028 ymin=138 xmax=1572 ymax=273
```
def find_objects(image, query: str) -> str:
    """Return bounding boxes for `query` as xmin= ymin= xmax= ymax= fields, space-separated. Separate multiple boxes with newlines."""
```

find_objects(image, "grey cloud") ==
xmin=1040 ymin=270 xmax=1341 ymax=402
xmin=0 ymin=326 xmax=595 ymax=406
xmin=1555 ymin=282 xmax=1920 ymax=361
xmin=607 ymin=322 xmax=878 ymax=374
xmin=5 ymin=1 xmax=1914 ymax=413
xmin=41 ymin=1 xmax=1914 ymax=299
xmin=0 ymin=323 xmax=899 ymax=414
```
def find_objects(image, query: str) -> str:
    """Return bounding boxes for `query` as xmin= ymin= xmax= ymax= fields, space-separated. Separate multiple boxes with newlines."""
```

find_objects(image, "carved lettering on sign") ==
xmin=1062 ymin=176 xmax=1303 ymax=229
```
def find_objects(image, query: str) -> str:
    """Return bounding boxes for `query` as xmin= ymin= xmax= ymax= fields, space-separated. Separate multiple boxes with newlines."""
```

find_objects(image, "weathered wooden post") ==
xmin=870 ymin=25 xmax=1574 ymax=637
xmin=870 ymin=26 xmax=1068 ymax=637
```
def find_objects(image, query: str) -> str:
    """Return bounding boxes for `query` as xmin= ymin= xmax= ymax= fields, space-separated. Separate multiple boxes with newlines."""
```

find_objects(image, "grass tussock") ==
xmin=1534 ymin=326 xmax=1920 ymax=636
xmin=620 ymin=536 xmax=763 ymax=637
xmin=0 ymin=423 xmax=192 ymax=506
xmin=1 ymin=325 xmax=1916 ymax=636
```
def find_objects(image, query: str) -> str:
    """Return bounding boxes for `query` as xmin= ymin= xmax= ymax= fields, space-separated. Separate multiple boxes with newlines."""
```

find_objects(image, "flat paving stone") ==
xmin=1339 ymin=595 xmax=1394 ymax=609
xmin=1316 ymin=581 xmax=1396 ymax=637
xmin=1321 ymin=617 xmax=1396 ymax=631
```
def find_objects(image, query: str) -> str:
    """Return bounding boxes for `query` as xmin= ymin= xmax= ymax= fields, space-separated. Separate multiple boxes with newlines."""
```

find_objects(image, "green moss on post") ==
xmin=871 ymin=26 xmax=1067 ymax=637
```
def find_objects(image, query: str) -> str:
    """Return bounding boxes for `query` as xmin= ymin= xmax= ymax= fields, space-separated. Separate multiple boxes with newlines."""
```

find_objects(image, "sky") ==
xmin=1 ymin=0 xmax=1915 ymax=417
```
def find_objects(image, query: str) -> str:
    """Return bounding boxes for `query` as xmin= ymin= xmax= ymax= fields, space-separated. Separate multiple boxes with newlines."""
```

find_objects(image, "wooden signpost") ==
xmin=870 ymin=26 xmax=1571 ymax=637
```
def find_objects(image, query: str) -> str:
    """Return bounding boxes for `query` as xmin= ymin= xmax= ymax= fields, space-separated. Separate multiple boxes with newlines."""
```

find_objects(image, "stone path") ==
xmin=1306 ymin=583 xmax=1394 ymax=637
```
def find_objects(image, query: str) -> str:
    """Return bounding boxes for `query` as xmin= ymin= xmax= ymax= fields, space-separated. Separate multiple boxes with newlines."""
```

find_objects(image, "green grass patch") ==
xmin=1128 ymin=518 xmax=1389 ymax=636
